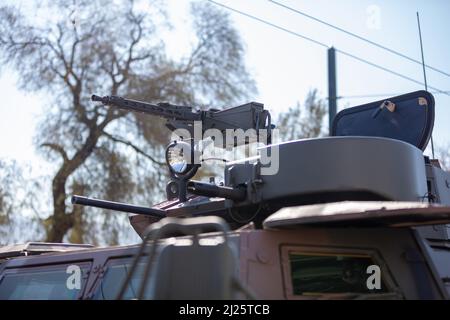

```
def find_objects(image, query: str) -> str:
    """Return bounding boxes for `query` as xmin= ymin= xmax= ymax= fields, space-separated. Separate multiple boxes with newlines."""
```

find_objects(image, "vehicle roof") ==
xmin=0 ymin=242 xmax=96 ymax=260
xmin=0 ymin=230 xmax=241 ymax=266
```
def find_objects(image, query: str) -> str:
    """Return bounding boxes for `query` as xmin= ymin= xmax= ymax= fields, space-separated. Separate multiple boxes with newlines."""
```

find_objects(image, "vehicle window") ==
xmin=289 ymin=252 xmax=388 ymax=296
xmin=0 ymin=262 xmax=91 ymax=300
xmin=93 ymin=259 xmax=147 ymax=300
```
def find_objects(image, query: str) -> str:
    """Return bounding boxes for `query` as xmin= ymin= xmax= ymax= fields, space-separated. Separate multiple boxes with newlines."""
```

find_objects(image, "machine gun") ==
xmin=72 ymin=95 xmax=274 ymax=224
xmin=91 ymin=95 xmax=273 ymax=146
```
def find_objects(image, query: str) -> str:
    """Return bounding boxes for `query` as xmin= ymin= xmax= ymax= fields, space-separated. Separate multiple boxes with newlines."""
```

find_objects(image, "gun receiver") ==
xmin=92 ymin=94 xmax=273 ymax=146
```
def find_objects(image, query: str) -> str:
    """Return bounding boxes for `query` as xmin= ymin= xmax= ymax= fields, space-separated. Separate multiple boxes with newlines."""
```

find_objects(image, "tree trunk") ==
xmin=45 ymin=126 xmax=107 ymax=242
xmin=45 ymin=168 xmax=73 ymax=242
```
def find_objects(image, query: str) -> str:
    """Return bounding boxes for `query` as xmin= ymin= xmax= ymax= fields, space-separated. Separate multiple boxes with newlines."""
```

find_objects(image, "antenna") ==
xmin=417 ymin=12 xmax=435 ymax=158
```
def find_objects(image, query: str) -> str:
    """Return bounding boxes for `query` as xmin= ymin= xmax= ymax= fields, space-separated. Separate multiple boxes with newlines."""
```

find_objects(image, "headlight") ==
xmin=165 ymin=141 xmax=193 ymax=175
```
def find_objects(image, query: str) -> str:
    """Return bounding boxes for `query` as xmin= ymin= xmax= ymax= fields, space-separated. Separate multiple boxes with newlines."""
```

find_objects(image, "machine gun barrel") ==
xmin=187 ymin=181 xmax=246 ymax=202
xmin=71 ymin=195 xmax=166 ymax=218
xmin=91 ymin=95 xmax=200 ymax=121
xmin=92 ymin=94 xmax=273 ymax=147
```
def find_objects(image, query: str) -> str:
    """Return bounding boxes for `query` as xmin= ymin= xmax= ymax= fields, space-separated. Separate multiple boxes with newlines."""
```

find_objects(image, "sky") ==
xmin=1 ymin=0 xmax=449 ymax=170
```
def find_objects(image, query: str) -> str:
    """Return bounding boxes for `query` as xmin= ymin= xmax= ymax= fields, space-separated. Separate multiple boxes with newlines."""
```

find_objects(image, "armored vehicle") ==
xmin=1 ymin=90 xmax=450 ymax=300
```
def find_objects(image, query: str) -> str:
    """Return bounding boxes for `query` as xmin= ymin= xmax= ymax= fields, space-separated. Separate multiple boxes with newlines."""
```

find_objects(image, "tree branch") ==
xmin=40 ymin=143 xmax=69 ymax=163
xmin=102 ymin=131 xmax=165 ymax=166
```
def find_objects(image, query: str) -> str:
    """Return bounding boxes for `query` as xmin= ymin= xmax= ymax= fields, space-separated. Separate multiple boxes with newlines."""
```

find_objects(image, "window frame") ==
xmin=280 ymin=245 xmax=398 ymax=300
xmin=90 ymin=255 xmax=137 ymax=300
xmin=0 ymin=260 xmax=92 ymax=300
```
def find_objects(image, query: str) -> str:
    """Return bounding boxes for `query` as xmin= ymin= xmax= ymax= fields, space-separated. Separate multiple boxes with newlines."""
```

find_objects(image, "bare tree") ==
xmin=0 ymin=160 xmax=44 ymax=244
xmin=277 ymin=89 xmax=327 ymax=141
xmin=0 ymin=160 xmax=19 ymax=234
xmin=0 ymin=0 xmax=255 ymax=243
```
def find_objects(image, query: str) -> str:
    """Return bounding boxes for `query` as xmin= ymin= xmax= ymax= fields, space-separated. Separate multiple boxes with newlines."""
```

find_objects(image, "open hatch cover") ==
xmin=332 ymin=91 xmax=435 ymax=151
xmin=263 ymin=201 xmax=450 ymax=229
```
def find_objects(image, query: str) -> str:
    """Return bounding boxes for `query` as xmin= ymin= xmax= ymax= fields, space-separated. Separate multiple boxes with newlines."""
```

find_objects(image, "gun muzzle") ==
xmin=187 ymin=181 xmax=246 ymax=202
xmin=91 ymin=95 xmax=110 ymax=105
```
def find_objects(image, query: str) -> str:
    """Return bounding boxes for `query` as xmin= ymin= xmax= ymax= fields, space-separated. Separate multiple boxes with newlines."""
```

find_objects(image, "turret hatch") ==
xmin=332 ymin=90 xmax=435 ymax=151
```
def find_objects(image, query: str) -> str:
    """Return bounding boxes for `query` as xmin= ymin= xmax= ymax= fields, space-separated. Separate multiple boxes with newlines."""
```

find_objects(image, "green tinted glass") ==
xmin=289 ymin=253 xmax=387 ymax=295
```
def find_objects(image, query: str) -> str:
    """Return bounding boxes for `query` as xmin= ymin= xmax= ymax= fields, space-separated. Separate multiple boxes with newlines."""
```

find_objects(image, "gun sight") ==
xmin=91 ymin=95 xmax=110 ymax=105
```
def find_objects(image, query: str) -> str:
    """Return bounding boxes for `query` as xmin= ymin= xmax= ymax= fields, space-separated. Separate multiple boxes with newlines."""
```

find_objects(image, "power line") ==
xmin=335 ymin=49 xmax=449 ymax=95
xmin=268 ymin=0 xmax=450 ymax=79
xmin=339 ymin=91 xmax=450 ymax=99
xmin=208 ymin=0 xmax=328 ymax=49
xmin=207 ymin=0 xmax=450 ymax=97
xmin=339 ymin=93 xmax=404 ymax=99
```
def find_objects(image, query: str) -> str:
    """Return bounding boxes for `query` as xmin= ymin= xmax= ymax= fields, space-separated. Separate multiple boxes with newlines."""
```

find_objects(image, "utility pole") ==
xmin=328 ymin=47 xmax=337 ymax=135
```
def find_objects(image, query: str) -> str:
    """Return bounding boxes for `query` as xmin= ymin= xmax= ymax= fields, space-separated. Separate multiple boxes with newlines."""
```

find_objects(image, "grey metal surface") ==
xmin=413 ymin=230 xmax=450 ymax=299
xmin=226 ymin=136 xmax=428 ymax=202
xmin=149 ymin=240 xmax=236 ymax=299
xmin=417 ymin=161 xmax=450 ymax=240
xmin=263 ymin=201 xmax=450 ymax=229
xmin=431 ymin=165 xmax=450 ymax=205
